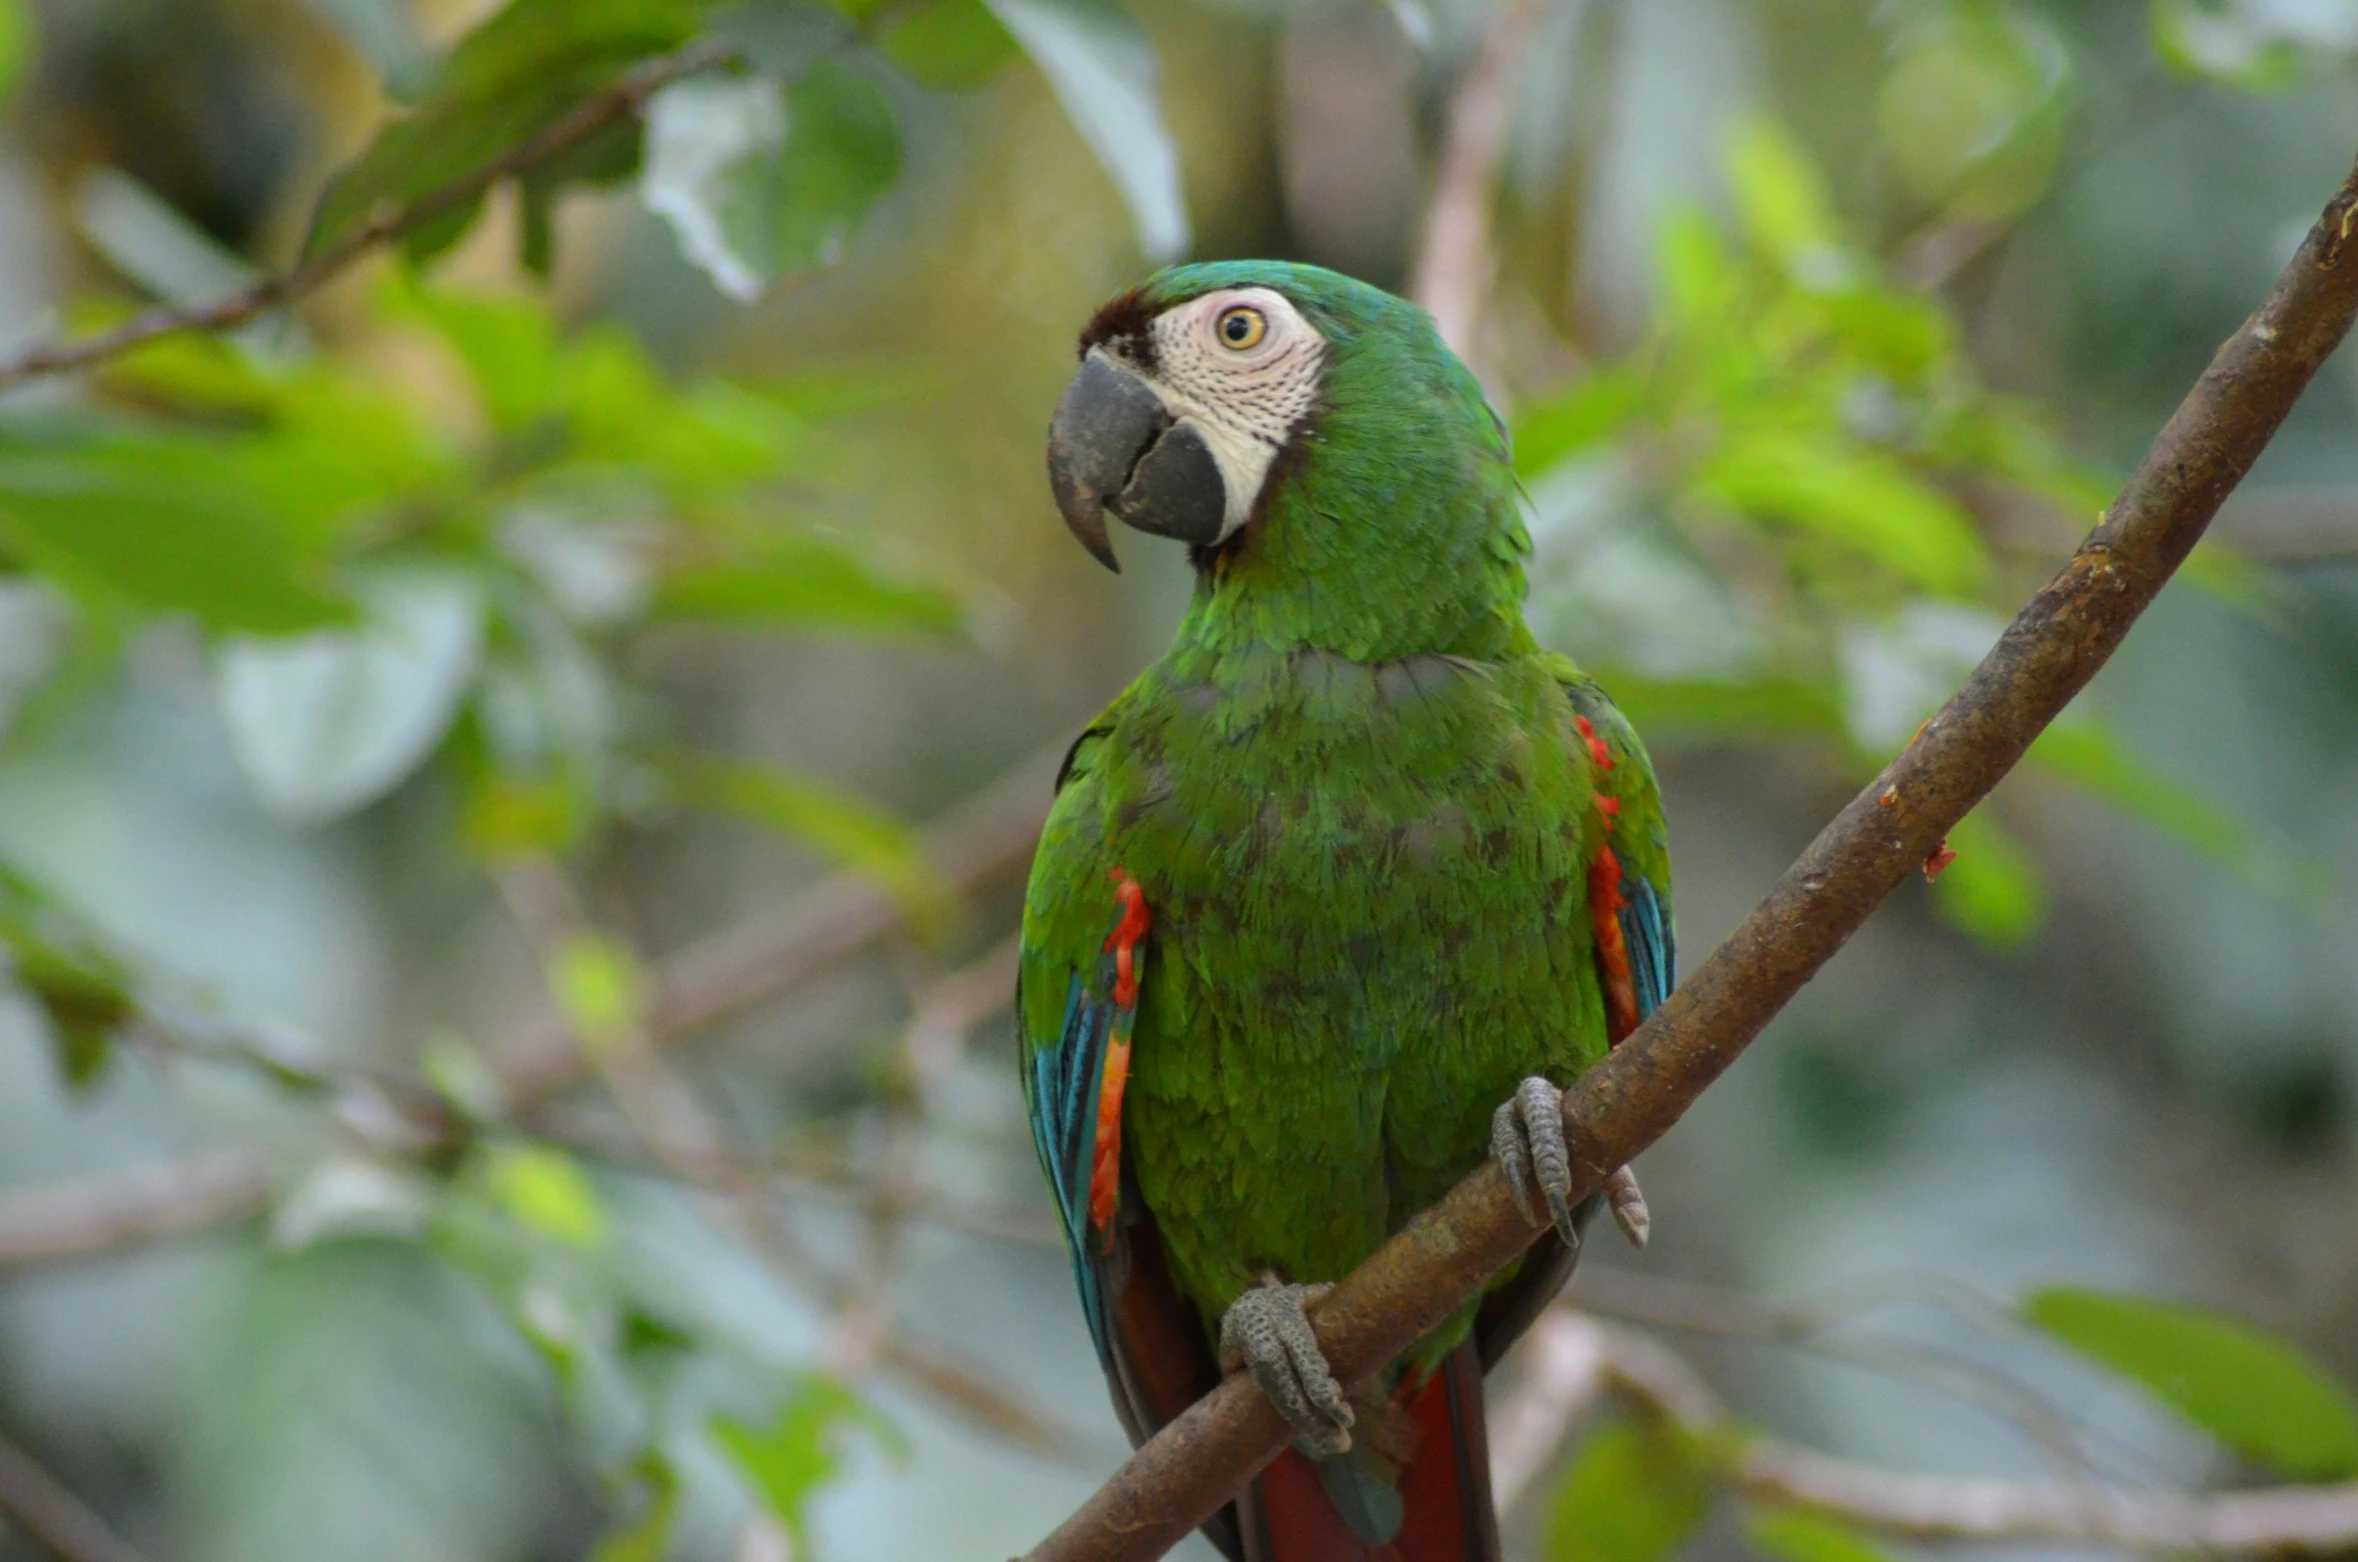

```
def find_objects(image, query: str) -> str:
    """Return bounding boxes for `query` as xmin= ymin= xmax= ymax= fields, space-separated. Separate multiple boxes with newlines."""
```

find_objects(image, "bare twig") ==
xmin=495 ymin=746 xmax=1055 ymax=1105
xmin=819 ymin=935 xmax=1021 ymax=1377
xmin=0 ymin=1152 xmax=270 ymax=1272
xmin=0 ymin=1431 xmax=155 ymax=1562
xmin=1570 ymin=1268 xmax=2122 ymax=1483
xmin=0 ymin=45 xmax=729 ymax=397
xmin=1408 ymin=0 xmax=1550 ymax=366
xmin=1505 ymin=1310 xmax=2358 ymax=1554
xmin=1019 ymin=149 xmax=2358 ymax=1562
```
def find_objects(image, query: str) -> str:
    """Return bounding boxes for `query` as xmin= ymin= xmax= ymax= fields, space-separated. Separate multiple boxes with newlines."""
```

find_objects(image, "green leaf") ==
xmin=1745 ymin=1507 xmax=1906 ymax=1562
xmin=880 ymin=0 xmax=1020 ymax=87
xmin=1927 ymin=807 xmax=2046 ymax=948
xmin=712 ymin=1376 xmax=901 ymax=1551
xmin=1593 ymin=671 xmax=1847 ymax=745
xmin=1692 ymin=431 xmax=1988 ymax=596
xmin=1877 ymin=4 xmax=2071 ymax=220
xmin=642 ymin=60 xmax=901 ymax=301
xmin=983 ymin=0 xmax=1188 ymax=260
xmin=549 ymin=932 xmax=647 ymax=1056
xmin=1515 ymin=368 xmax=1644 ymax=478
xmin=0 ymin=0 xmax=32 ymax=107
xmin=2027 ymin=723 xmax=2326 ymax=907
xmin=0 ymin=864 xmax=136 ymax=1092
xmin=482 ymin=1143 xmax=608 ymax=1249
xmin=1547 ymin=1420 xmax=1716 ymax=1562
xmin=655 ymin=531 xmax=961 ymax=635
xmin=676 ymin=756 xmax=949 ymax=932
xmin=306 ymin=0 xmax=720 ymax=265
xmin=215 ymin=566 xmax=486 ymax=823
xmin=2152 ymin=0 xmax=2313 ymax=90
xmin=1726 ymin=118 xmax=1846 ymax=280
xmin=0 ymin=443 xmax=350 ymax=634
xmin=591 ymin=1455 xmax=679 ymax=1562
xmin=1653 ymin=207 xmax=1737 ymax=334
xmin=2025 ymin=1287 xmax=2358 ymax=1478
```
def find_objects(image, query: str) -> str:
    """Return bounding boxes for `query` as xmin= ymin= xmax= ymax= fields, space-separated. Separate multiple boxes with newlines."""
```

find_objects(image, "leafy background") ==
xmin=1 ymin=0 xmax=2357 ymax=1559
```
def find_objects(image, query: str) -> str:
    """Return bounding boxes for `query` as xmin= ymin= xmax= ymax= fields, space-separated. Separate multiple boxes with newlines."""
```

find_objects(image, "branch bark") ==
xmin=0 ymin=44 xmax=727 ymax=398
xmin=1019 ymin=150 xmax=2358 ymax=1562
xmin=1506 ymin=1310 xmax=2358 ymax=1555
xmin=0 ymin=1152 xmax=269 ymax=1272
xmin=1408 ymin=0 xmax=1548 ymax=371
xmin=0 ymin=1430 xmax=156 ymax=1562
xmin=495 ymin=745 xmax=1055 ymax=1105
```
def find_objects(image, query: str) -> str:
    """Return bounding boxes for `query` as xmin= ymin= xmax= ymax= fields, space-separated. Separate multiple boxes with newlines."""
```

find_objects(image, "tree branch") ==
xmin=495 ymin=745 xmax=1055 ymax=1105
xmin=0 ymin=44 xmax=729 ymax=398
xmin=1019 ymin=149 xmax=2358 ymax=1562
xmin=0 ymin=1430 xmax=156 ymax=1562
xmin=0 ymin=1152 xmax=269 ymax=1272
xmin=1507 ymin=1310 xmax=2358 ymax=1554
xmin=1408 ymin=0 xmax=1549 ymax=369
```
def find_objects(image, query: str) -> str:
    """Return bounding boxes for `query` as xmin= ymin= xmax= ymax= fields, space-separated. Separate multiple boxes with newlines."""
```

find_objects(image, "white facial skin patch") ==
xmin=1135 ymin=287 xmax=1327 ymax=540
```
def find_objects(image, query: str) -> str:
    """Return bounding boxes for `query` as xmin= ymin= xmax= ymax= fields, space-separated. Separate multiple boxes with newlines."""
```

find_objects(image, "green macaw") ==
xmin=1021 ymin=261 xmax=1671 ymax=1562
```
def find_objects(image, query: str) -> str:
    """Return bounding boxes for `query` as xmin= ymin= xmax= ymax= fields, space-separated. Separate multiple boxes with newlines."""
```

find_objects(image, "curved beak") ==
xmin=1046 ymin=352 xmax=1229 ymax=573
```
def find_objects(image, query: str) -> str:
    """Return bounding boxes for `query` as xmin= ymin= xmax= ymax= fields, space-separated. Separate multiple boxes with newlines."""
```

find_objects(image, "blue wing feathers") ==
xmin=1030 ymin=974 xmax=1116 ymax=1363
xmin=1617 ymin=872 xmax=1674 ymax=1020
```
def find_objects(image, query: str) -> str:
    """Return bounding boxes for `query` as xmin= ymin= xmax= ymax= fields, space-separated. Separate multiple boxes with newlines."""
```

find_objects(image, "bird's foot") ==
xmin=1218 ymin=1281 xmax=1353 ymax=1456
xmin=1492 ymin=1076 xmax=1652 ymax=1251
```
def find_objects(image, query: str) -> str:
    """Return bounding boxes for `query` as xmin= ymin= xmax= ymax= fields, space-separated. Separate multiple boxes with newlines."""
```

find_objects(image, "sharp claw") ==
xmin=1605 ymin=1165 xmax=1651 ymax=1249
xmin=1219 ymin=1282 xmax=1352 ymax=1455
xmin=1491 ymin=1099 xmax=1535 ymax=1217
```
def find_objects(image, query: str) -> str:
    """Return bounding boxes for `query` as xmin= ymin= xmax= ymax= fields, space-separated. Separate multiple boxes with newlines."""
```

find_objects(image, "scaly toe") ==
xmin=1492 ymin=1076 xmax=1580 ymax=1249
xmin=1219 ymin=1281 xmax=1352 ymax=1456
xmin=1604 ymin=1164 xmax=1651 ymax=1249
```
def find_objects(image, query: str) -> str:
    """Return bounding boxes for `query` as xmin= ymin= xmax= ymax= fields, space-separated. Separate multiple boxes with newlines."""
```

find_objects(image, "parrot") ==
xmin=1020 ymin=260 xmax=1673 ymax=1562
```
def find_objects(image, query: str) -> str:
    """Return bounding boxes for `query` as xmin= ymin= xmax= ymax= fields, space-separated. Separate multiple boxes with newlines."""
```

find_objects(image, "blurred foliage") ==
xmin=0 ymin=0 xmax=2353 ymax=1557
xmin=2026 ymin=1287 xmax=2358 ymax=1478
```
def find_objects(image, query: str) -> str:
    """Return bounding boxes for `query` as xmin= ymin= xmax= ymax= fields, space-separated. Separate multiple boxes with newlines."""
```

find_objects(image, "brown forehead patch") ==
xmin=1078 ymin=287 xmax=1153 ymax=357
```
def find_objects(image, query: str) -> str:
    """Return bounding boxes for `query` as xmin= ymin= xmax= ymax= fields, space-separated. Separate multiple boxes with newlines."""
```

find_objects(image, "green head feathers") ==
xmin=1046 ymin=261 xmax=1532 ymax=662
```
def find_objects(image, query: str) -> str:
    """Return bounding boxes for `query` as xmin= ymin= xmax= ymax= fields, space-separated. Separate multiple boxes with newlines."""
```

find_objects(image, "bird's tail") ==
xmin=1235 ymin=1340 xmax=1500 ymax=1562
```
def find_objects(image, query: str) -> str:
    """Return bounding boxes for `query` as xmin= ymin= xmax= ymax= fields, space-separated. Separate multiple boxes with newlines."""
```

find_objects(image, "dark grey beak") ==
xmin=1046 ymin=353 xmax=1228 ymax=573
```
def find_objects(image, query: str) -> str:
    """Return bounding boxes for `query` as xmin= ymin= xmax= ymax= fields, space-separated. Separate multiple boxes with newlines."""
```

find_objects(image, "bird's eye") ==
xmin=1215 ymin=306 xmax=1267 ymax=351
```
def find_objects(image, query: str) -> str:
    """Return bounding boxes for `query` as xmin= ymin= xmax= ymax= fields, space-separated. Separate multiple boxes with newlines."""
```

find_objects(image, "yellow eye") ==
xmin=1215 ymin=305 xmax=1267 ymax=351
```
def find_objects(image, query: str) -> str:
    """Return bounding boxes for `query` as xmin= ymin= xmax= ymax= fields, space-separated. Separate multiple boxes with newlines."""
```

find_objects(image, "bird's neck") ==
xmin=1170 ymin=484 xmax=1532 ymax=665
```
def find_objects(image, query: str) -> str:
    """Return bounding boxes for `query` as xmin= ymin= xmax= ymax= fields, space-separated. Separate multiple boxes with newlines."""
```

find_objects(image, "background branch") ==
xmin=1499 ymin=1310 xmax=2358 ymax=1554
xmin=0 ymin=1152 xmax=269 ymax=1272
xmin=0 ymin=43 xmax=728 ymax=398
xmin=0 ymin=1431 xmax=155 ymax=1562
xmin=1020 ymin=150 xmax=2358 ymax=1562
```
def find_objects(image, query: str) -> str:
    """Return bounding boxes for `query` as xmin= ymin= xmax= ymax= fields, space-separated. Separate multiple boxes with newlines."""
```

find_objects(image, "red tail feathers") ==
xmin=1236 ymin=1342 xmax=1501 ymax=1562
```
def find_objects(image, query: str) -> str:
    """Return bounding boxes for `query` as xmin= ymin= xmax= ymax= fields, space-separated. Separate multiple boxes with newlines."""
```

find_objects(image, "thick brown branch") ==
xmin=0 ymin=1152 xmax=269 ymax=1272
xmin=0 ymin=44 xmax=727 ymax=397
xmin=1020 ymin=151 xmax=2358 ymax=1562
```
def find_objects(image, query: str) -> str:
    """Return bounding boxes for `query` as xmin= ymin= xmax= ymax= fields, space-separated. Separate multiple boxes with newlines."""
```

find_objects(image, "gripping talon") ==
xmin=1604 ymin=1164 xmax=1650 ymax=1249
xmin=1492 ymin=1076 xmax=1581 ymax=1250
xmin=1219 ymin=1281 xmax=1351 ymax=1456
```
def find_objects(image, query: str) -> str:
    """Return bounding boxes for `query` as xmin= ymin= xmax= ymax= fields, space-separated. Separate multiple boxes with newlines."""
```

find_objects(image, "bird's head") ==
xmin=1045 ymin=261 xmax=1527 ymax=659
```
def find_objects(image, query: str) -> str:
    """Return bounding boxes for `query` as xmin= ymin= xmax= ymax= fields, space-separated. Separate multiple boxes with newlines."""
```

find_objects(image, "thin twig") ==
xmin=1408 ymin=0 xmax=1550 ymax=368
xmin=1570 ymin=1268 xmax=2127 ymax=1484
xmin=1506 ymin=1310 xmax=2358 ymax=1554
xmin=495 ymin=745 xmax=1056 ymax=1105
xmin=820 ymin=935 xmax=1022 ymax=1377
xmin=491 ymin=857 xmax=1082 ymax=1460
xmin=0 ymin=1431 xmax=155 ymax=1562
xmin=0 ymin=44 xmax=728 ymax=397
xmin=1019 ymin=147 xmax=2358 ymax=1562
xmin=0 ymin=1152 xmax=270 ymax=1271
